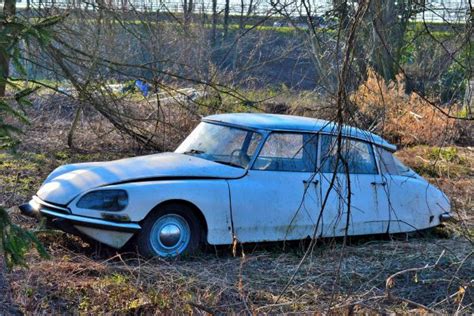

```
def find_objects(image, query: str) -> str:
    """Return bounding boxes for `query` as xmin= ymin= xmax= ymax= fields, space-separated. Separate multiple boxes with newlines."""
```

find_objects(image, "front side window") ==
xmin=320 ymin=136 xmax=377 ymax=174
xmin=253 ymin=133 xmax=317 ymax=172
xmin=175 ymin=122 xmax=262 ymax=168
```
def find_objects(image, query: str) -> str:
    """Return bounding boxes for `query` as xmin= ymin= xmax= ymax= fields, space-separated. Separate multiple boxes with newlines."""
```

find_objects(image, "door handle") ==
xmin=371 ymin=181 xmax=386 ymax=186
xmin=303 ymin=180 xmax=319 ymax=185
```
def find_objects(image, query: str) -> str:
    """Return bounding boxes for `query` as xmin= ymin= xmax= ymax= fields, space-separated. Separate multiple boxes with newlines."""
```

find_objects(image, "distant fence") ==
xmin=412 ymin=0 xmax=472 ymax=23
xmin=10 ymin=0 xmax=472 ymax=22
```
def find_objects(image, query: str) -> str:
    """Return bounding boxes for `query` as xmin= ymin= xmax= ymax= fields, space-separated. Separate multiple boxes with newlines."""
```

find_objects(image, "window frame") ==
xmin=372 ymin=144 xmax=384 ymax=175
xmin=318 ymin=133 xmax=381 ymax=175
xmin=374 ymin=144 xmax=417 ymax=177
xmin=202 ymin=120 xmax=384 ymax=175
xmin=179 ymin=121 xmax=266 ymax=169
xmin=249 ymin=130 xmax=382 ymax=175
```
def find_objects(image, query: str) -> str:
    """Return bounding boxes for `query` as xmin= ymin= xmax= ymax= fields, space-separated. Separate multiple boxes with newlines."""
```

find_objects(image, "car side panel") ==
xmin=384 ymin=176 xmax=448 ymax=232
xmin=228 ymin=171 xmax=319 ymax=243
xmin=68 ymin=179 xmax=233 ymax=245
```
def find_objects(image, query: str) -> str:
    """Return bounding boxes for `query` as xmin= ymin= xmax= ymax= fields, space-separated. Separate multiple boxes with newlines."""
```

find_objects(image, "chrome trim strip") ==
xmin=33 ymin=195 xmax=70 ymax=213
xmin=40 ymin=208 xmax=141 ymax=230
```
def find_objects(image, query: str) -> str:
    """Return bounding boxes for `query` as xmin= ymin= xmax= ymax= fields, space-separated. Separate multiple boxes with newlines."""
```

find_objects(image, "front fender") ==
xmin=69 ymin=179 xmax=233 ymax=245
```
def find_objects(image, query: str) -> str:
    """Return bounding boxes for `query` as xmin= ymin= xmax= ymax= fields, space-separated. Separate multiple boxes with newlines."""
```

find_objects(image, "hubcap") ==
xmin=150 ymin=214 xmax=191 ymax=257
xmin=159 ymin=224 xmax=181 ymax=247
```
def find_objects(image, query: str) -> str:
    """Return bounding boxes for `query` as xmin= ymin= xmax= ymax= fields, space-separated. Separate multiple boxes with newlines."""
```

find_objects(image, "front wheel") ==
xmin=136 ymin=204 xmax=202 ymax=258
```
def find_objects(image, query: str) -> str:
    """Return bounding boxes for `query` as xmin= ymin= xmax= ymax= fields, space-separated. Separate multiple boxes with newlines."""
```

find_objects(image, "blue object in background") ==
xmin=135 ymin=80 xmax=150 ymax=97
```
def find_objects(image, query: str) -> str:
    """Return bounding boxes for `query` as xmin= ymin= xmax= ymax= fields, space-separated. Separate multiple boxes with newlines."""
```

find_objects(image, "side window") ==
xmin=320 ymin=136 xmax=377 ymax=174
xmin=375 ymin=147 xmax=411 ymax=175
xmin=253 ymin=133 xmax=317 ymax=172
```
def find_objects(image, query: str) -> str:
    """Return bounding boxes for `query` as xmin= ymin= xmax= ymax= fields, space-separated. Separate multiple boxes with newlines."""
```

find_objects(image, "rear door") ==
xmin=318 ymin=135 xmax=388 ymax=237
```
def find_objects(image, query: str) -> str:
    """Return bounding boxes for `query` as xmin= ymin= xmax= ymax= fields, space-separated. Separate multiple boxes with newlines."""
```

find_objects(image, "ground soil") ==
xmin=0 ymin=257 xmax=20 ymax=316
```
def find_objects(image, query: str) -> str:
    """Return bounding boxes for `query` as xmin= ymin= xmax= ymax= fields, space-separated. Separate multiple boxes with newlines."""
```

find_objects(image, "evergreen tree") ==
xmin=1 ymin=1 xmax=61 ymax=267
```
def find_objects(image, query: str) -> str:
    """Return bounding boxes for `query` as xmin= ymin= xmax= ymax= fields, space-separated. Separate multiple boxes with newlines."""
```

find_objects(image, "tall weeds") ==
xmin=351 ymin=69 xmax=458 ymax=146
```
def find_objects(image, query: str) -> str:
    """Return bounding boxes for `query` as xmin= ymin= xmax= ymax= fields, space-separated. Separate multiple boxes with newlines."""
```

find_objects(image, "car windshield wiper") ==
xmin=214 ymin=160 xmax=244 ymax=169
xmin=183 ymin=149 xmax=206 ymax=155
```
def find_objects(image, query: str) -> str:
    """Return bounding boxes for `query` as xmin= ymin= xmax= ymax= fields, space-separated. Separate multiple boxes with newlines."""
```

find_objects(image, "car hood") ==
xmin=37 ymin=152 xmax=246 ymax=205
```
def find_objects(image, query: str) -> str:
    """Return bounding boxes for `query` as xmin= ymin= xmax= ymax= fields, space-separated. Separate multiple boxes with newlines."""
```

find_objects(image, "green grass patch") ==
xmin=397 ymin=145 xmax=473 ymax=179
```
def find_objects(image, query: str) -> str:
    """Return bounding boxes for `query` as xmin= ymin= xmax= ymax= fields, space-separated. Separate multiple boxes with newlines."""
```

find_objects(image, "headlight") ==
xmin=77 ymin=190 xmax=128 ymax=212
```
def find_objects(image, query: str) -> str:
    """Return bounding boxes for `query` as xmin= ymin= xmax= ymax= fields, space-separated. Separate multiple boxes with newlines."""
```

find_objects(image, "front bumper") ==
xmin=20 ymin=196 xmax=141 ymax=232
xmin=19 ymin=197 xmax=141 ymax=248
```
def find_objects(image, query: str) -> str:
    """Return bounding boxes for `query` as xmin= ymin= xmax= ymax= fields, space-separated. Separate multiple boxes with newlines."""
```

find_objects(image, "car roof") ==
xmin=203 ymin=113 xmax=397 ymax=151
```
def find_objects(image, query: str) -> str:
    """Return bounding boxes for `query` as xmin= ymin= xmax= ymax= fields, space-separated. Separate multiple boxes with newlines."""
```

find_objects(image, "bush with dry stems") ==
xmin=351 ymin=69 xmax=459 ymax=146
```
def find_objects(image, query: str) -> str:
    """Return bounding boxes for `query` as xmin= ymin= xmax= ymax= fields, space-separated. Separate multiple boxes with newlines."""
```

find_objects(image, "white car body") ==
xmin=20 ymin=113 xmax=452 ymax=251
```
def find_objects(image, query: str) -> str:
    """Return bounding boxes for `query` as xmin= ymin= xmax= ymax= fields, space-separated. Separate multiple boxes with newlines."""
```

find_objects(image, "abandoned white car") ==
xmin=20 ymin=113 xmax=452 ymax=257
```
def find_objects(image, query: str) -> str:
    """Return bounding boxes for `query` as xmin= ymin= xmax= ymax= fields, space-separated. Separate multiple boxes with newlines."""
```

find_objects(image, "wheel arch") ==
xmin=145 ymin=199 xmax=209 ymax=242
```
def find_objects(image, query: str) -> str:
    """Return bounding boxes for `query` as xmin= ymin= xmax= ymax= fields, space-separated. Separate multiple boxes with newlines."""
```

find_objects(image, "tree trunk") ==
xmin=369 ymin=0 xmax=414 ymax=81
xmin=67 ymin=106 xmax=82 ymax=149
xmin=183 ymin=0 xmax=193 ymax=26
xmin=211 ymin=0 xmax=217 ymax=45
xmin=223 ymin=0 xmax=230 ymax=39
xmin=239 ymin=0 xmax=245 ymax=31
xmin=465 ymin=79 xmax=474 ymax=117
xmin=0 ymin=0 xmax=16 ymax=98
xmin=188 ymin=0 xmax=193 ymax=17
xmin=183 ymin=0 xmax=188 ymax=23
xmin=332 ymin=0 xmax=349 ymax=28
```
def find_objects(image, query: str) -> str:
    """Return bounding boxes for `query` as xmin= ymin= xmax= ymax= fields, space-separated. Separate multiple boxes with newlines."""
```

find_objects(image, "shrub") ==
xmin=351 ymin=69 xmax=459 ymax=146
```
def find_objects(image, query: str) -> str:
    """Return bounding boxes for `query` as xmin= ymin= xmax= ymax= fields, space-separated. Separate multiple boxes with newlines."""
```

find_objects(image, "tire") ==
xmin=136 ymin=203 xmax=202 ymax=258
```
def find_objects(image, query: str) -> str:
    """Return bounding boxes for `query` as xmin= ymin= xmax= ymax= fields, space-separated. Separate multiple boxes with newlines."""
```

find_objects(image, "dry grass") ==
xmin=5 ymin=233 xmax=473 ymax=314
xmin=1 ymin=93 xmax=473 ymax=314
xmin=351 ymin=69 xmax=463 ymax=147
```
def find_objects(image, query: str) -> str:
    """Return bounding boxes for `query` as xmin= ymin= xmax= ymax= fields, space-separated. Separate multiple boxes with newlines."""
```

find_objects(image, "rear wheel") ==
xmin=137 ymin=203 xmax=202 ymax=258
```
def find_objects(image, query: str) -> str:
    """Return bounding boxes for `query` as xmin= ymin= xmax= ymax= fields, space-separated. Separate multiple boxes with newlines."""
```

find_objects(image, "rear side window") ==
xmin=253 ymin=133 xmax=317 ymax=172
xmin=320 ymin=136 xmax=377 ymax=174
xmin=375 ymin=147 xmax=411 ymax=175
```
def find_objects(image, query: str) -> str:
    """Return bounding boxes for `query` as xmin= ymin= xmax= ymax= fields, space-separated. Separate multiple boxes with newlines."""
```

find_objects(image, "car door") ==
xmin=228 ymin=132 xmax=320 ymax=243
xmin=318 ymin=135 xmax=389 ymax=237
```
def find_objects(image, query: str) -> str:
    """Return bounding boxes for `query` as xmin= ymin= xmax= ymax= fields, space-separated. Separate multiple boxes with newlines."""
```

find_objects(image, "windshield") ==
xmin=175 ymin=122 xmax=263 ymax=168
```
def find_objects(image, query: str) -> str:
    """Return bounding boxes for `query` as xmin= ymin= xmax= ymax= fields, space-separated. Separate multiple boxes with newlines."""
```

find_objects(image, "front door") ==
xmin=228 ymin=132 xmax=320 ymax=243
